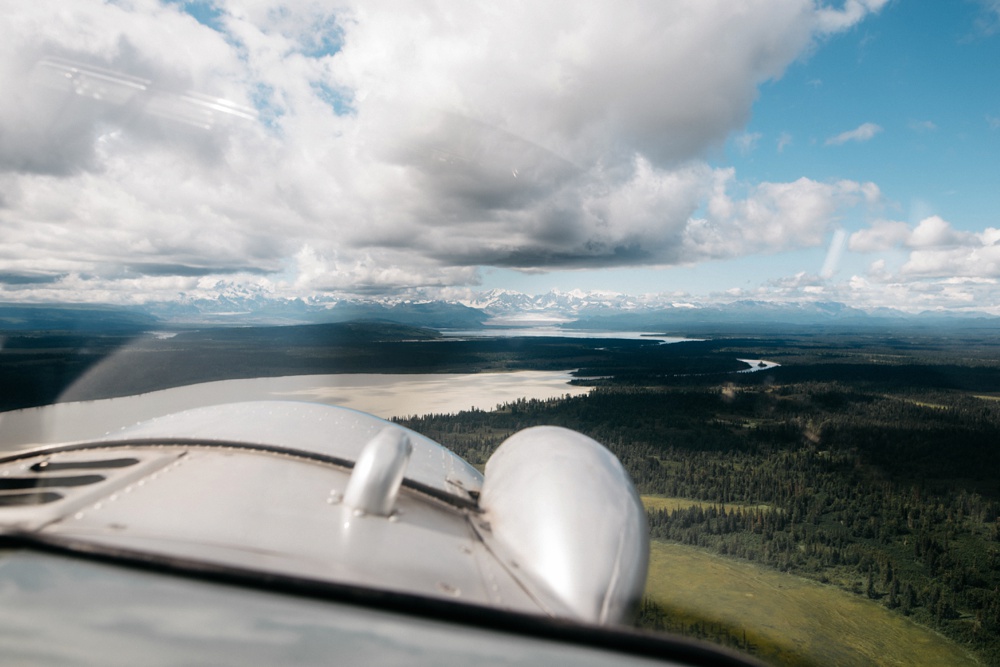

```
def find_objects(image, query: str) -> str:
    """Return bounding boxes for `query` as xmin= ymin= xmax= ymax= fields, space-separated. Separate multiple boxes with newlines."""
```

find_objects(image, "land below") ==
xmin=2 ymin=319 xmax=1000 ymax=664
xmin=394 ymin=328 xmax=1000 ymax=666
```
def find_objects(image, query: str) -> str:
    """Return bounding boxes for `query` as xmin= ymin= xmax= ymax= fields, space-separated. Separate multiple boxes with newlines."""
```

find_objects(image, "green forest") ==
xmin=395 ymin=332 xmax=1000 ymax=664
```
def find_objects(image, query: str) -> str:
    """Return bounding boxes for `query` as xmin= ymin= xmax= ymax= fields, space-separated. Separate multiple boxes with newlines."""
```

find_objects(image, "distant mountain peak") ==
xmin=104 ymin=285 xmax=1000 ymax=329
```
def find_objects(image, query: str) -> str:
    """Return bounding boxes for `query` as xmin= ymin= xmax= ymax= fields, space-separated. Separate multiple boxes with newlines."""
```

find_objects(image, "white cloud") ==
xmin=849 ymin=220 xmax=911 ymax=252
xmin=825 ymin=122 xmax=883 ymax=146
xmin=777 ymin=132 xmax=793 ymax=152
xmin=901 ymin=245 xmax=1000 ymax=279
xmin=973 ymin=0 xmax=1000 ymax=36
xmin=842 ymin=274 xmax=1000 ymax=313
xmin=844 ymin=216 xmax=1000 ymax=308
xmin=709 ymin=263 xmax=1000 ymax=316
xmin=736 ymin=213 xmax=1000 ymax=313
xmin=734 ymin=132 xmax=762 ymax=155
xmin=850 ymin=216 xmax=978 ymax=253
xmin=814 ymin=0 xmax=891 ymax=33
xmin=908 ymin=216 xmax=976 ymax=248
xmin=908 ymin=120 xmax=937 ymax=132
xmin=684 ymin=173 xmax=878 ymax=261
xmin=0 ymin=0 xmax=890 ymax=301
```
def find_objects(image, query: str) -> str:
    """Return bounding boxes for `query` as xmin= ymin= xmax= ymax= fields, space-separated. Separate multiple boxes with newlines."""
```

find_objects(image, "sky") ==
xmin=0 ymin=0 xmax=999 ymax=312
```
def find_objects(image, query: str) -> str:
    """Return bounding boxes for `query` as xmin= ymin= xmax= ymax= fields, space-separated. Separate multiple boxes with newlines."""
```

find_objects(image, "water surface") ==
xmin=441 ymin=327 xmax=692 ymax=343
xmin=0 ymin=371 xmax=590 ymax=447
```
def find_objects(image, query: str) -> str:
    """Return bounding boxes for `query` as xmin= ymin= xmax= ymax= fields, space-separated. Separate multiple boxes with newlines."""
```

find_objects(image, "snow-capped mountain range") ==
xmin=5 ymin=285 xmax=997 ymax=332
xmin=130 ymin=285 xmax=998 ymax=330
xmin=461 ymin=288 xmax=670 ymax=322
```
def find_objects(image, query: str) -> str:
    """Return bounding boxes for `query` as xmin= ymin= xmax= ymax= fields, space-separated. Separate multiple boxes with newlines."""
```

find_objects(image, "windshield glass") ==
xmin=1 ymin=1 xmax=999 ymax=665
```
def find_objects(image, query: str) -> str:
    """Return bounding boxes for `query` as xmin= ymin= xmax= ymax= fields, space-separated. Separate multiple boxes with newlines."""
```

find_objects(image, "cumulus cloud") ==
xmin=714 ymin=264 xmax=1000 ymax=316
xmin=825 ymin=122 xmax=883 ymax=146
xmin=849 ymin=220 xmax=911 ymax=252
xmin=902 ymin=244 xmax=1000 ymax=279
xmin=0 ymin=0 xmax=889 ymax=301
xmin=686 ymin=174 xmax=878 ymax=261
xmin=847 ymin=215 xmax=1000 ymax=303
xmin=908 ymin=216 xmax=977 ymax=248
xmin=850 ymin=216 xmax=980 ymax=253
xmin=841 ymin=272 xmax=1000 ymax=313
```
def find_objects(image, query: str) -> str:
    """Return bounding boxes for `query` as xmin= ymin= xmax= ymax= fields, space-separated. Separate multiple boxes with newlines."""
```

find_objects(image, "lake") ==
xmin=0 ymin=371 xmax=591 ymax=447
xmin=441 ymin=327 xmax=693 ymax=343
xmin=0 ymin=329 xmax=775 ymax=448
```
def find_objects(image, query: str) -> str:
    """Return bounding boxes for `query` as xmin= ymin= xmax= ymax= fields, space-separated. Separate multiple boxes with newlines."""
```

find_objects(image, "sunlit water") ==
xmin=0 ymin=327 xmax=776 ymax=448
xmin=736 ymin=359 xmax=781 ymax=373
xmin=441 ymin=327 xmax=692 ymax=343
xmin=0 ymin=371 xmax=590 ymax=447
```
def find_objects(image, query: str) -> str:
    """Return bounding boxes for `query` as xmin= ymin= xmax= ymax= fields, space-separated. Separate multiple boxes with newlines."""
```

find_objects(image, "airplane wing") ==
xmin=0 ymin=394 xmax=759 ymax=666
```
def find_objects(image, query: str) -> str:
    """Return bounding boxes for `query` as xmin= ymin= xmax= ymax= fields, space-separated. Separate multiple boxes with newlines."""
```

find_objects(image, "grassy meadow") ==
xmin=643 ymin=540 xmax=980 ymax=666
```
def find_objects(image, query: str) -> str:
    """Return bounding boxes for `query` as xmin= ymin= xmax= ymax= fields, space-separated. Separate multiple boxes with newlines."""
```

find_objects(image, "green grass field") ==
xmin=644 ymin=540 xmax=980 ymax=666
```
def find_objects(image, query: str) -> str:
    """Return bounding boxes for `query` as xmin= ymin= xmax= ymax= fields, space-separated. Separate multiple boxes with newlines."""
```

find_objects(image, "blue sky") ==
xmin=1 ymin=1 xmax=999 ymax=312
xmin=739 ymin=0 xmax=999 ymax=225
xmin=484 ymin=1 xmax=1000 ymax=303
